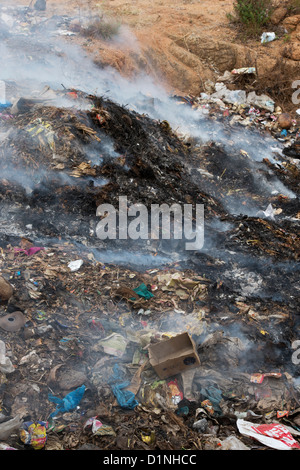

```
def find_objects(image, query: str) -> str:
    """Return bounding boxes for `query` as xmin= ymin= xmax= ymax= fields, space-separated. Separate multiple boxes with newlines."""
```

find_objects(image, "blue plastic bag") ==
xmin=131 ymin=283 xmax=154 ymax=300
xmin=0 ymin=102 xmax=12 ymax=110
xmin=48 ymin=384 xmax=86 ymax=417
xmin=108 ymin=364 xmax=138 ymax=409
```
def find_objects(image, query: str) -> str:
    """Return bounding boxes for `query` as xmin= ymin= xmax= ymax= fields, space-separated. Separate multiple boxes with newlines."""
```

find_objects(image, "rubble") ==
xmin=0 ymin=2 xmax=299 ymax=453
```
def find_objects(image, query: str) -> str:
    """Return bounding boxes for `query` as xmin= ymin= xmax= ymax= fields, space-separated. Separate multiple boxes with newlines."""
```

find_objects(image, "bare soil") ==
xmin=5 ymin=0 xmax=300 ymax=111
xmin=11 ymin=0 xmax=298 ymax=112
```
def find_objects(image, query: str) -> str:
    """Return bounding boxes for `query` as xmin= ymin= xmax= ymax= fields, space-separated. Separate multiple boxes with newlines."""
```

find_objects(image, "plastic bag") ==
xmin=48 ymin=384 xmax=86 ymax=417
xmin=68 ymin=259 xmax=83 ymax=271
xmin=84 ymin=417 xmax=116 ymax=436
xmin=0 ymin=340 xmax=15 ymax=374
xmin=14 ymin=247 xmax=44 ymax=256
xmin=168 ymin=378 xmax=183 ymax=405
xmin=219 ymin=435 xmax=250 ymax=450
xmin=96 ymin=333 xmax=128 ymax=357
xmin=261 ymin=32 xmax=276 ymax=44
xmin=237 ymin=419 xmax=300 ymax=450
xmin=108 ymin=364 xmax=139 ymax=409
xmin=200 ymin=385 xmax=223 ymax=415
xmin=0 ymin=415 xmax=22 ymax=441
xmin=132 ymin=283 xmax=154 ymax=300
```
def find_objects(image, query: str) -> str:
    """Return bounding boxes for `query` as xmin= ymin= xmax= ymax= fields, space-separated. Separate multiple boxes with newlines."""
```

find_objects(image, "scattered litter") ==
xmin=261 ymin=32 xmax=276 ymax=44
xmin=148 ymin=332 xmax=201 ymax=379
xmin=19 ymin=421 xmax=48 ymax=450
xmin=0 ymin=340 xmax=14 ymax=373
xmin=108 ymin=364 xmax=139 ymax=409
xmin=68 ymin=259 xmax=84 ymax=272
xmin=0 ymin=416 xmax=22 ymax=441
xmin=237 ymin=419 xmax=300 ymax=450
xmin=48 ymin=385 xmax=86 ymax=417
xmin=84 ymin=416 xmax=116 ymax=436
xmin=231 ymin=67 xmax=256 ymax=75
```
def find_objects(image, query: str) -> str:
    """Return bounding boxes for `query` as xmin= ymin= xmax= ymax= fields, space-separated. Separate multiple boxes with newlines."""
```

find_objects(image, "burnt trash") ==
xmin=283 ymin=138 xmax=300 ymax=159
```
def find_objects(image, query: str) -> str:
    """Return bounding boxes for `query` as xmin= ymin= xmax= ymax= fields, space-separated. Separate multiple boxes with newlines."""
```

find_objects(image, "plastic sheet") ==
xmin=237 ymin=419 xmax=300 ymax=450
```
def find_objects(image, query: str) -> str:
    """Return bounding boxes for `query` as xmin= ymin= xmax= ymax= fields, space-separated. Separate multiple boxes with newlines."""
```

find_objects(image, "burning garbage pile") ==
xmin=0 ymin=2 xmax=299 ymax=452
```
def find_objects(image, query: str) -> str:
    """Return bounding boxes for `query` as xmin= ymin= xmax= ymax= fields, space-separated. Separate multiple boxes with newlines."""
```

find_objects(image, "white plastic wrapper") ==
xmin=219 ymin=435 xmax=250 ymax=450
xmin=68 ymin=259 xmax=83 ymax=271
xmin=0 ymin=340 xmax=14 ymax=374
xmin=261 ymin=32 xmax=276 ymax=44
xmin=237 ymin=419 xmax=300 ymax=450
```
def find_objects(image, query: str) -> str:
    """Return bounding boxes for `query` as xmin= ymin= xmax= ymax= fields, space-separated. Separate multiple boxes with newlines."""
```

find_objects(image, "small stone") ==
xmin=270 ymin=7 xmax=288 ymax=25
xmin=0 ymin=277 xmax=13 ymax=302
xmin=193 ymin=418 xmax=208 ymax=433
xmin=58 ymin=369 xmax=87 ymax=390
xmin=278 ymin=112 xmax=293 ymax=129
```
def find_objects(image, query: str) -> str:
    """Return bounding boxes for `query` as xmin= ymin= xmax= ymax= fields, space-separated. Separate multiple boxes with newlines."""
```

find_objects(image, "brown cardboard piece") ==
xmin=148 ymin=332 xmax=200 ymax=379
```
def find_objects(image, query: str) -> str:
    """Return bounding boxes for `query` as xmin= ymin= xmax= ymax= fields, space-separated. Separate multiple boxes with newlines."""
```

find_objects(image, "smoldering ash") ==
xmin=96 ymin=196 xmax=204 ymax=251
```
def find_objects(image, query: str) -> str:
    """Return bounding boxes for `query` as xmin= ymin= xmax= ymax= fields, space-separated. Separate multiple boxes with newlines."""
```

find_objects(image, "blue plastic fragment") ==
xmin=48 ymin=384 xmax=86 ymax=417
xmin=108 ymin=364 xmax=139 ymax=409
xmin=0 ymin=102 xmax=12 ymax=110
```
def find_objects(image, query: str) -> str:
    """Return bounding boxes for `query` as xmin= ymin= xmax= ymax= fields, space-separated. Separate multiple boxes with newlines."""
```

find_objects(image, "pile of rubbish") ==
xmin=0 ymin=3 xmax=299 ymax=452
xmin=0 ymin=83 xmax=299 ymax=450
xmin=0 ymin=239 xmax=300 ymax=451
xmin=178 ymin=66 xmax=300 ymax=148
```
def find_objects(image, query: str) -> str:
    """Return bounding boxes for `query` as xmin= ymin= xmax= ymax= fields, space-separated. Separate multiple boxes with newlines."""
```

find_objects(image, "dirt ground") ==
xmin=4 ymin=0 xmax=300 ymax=110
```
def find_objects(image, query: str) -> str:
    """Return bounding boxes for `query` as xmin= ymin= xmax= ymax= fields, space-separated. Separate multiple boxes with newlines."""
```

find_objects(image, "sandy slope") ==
xmin=4 ymin=0 xmax=300 ymax=109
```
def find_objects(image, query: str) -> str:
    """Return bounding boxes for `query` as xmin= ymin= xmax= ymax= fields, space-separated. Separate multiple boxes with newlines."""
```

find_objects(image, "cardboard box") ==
xmin=148 ymin=332 xmax=200 ymax=379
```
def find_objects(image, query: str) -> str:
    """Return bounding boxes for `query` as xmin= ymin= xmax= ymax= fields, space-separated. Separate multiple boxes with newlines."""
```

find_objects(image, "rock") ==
xmin=58 ymin=369 xmax=87 ymax=390
xmin=175 ymin=34 xmax=238 ymax=73
xmin=0 ymin=276 xmax=13 ymax=301
xmin=284 ymin=43 xmax=300 ymax=61
xmin=0 ymin=311 xmax=26 ymax=332
xmin=282 ymin=15 xmax=300 ymax=33
xmin=0 ymin=340 xmax=15 ymax=374
xmin=219 ymin=435 xmax=251 ymax=450
xmin=193 ymin=418 xmax=208 ymax=433
xmin=278 ymin=112 xmax=293 ymax=129
xmin=270 ymin=7 xmax=288 ymax=25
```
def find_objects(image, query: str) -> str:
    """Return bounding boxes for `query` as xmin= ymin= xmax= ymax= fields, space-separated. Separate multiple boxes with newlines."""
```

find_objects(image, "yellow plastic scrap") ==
xmin=26 ymin=119 xmax=55 ymax=150
xmin=20 ymin=421 xmax=48 ymax=450
xmin=141 ymin=430 xmax=156 ymax=445
xmin=240 ymin=149 xmax=250 ymax=158
xmin=260 ymin=329 xmax=269 ymax=336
